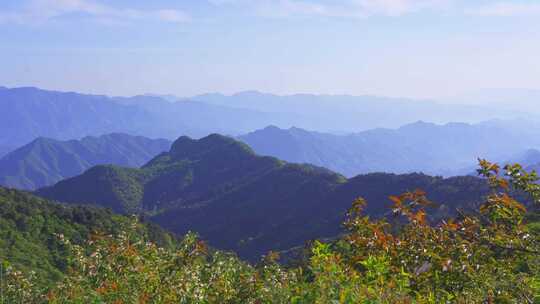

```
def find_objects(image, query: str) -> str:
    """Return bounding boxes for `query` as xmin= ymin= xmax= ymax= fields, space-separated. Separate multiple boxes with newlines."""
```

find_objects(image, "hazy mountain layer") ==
xmin=0 ymin=87 xmax=294 ymax=149
xmin=1 ymin=86 xmax=532 ymax=152
xmin=192 ymin=91 xmax=528 ymax=131
xmin=239 ymin=122 xmax=540 ymax=177
xmin=0 ymin=87 xmax=157 ymax=148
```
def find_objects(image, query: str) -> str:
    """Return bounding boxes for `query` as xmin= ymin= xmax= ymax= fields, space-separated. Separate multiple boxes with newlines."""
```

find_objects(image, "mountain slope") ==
xmin=0 ymin=133 xmax=171 ymax=190
xmin=36 ymin=135 xmax=492 ymax=259
xmin=0 ymin=187 xmax=174 ymax=285
xmin=239 ymin=123 xmax=540 ymax=177
xmin=37 ymin=134 xmax=339 ymax=213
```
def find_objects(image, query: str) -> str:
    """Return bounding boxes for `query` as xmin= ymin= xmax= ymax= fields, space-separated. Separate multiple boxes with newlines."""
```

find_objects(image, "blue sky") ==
xmin=1 ymin=0 xmax=539 ymax=99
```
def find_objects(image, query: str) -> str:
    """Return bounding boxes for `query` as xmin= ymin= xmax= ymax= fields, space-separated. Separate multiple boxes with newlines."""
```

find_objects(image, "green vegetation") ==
xmin=0 ymin=133 xmax=170 ymax=190
xmin=2 ymin=160 xmax=540 ymax=303
xmin=37 ymin=134 xmax=494 ymax=260
xmin=0 ymin=187 xmax=174 ymax=287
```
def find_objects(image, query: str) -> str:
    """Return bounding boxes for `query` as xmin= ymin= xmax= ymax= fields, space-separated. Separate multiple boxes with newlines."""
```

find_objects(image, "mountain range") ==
xmin=1 ymin=86 xmax=535 ymax=152
xmin=0 ymin=133 xmax=171 ymax=190
xmin=239 ymin=122 xmax=540 ymax=177
xmin=448 ymin=88 xmax=540 ymax=115
xmin=3 ymin=85 xmax=538 ymax=260
xmin=36 ymin=134 xmax=492 ymax=260
xmin=0 ymin=86 xmax=289 ymax=149
xmin=191 ymin=91 xmax=532 ymax=131
xmin=3 ymin=120 xmax=539 ymax=193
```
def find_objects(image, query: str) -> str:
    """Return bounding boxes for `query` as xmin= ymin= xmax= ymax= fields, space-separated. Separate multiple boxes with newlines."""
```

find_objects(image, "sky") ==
xmin=0 ymin=0 xmax=539 ymax=100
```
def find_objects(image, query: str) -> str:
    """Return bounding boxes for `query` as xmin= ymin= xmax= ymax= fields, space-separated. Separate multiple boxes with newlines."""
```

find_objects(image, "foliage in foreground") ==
xmin=0 ymin=187 xmax=174 ymax=288
xmin=2 ymin=161 xmax=540 ymax=303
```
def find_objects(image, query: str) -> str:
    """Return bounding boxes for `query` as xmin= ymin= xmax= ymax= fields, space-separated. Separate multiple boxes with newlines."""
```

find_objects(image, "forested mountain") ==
xmin=0 ymin=187 xmax=174 ymax=286
xmin=0 ymin=133 xmax=171 ymax=190
xmin=239 ymin=122 xmax=540 ymax=177
xmin=37 ymin=134 xmax=492 ymax=259
xmin=0 ymin=118 xmax=540 ymax=190
xmin=8 ymin=177 xmax=540 ymax=303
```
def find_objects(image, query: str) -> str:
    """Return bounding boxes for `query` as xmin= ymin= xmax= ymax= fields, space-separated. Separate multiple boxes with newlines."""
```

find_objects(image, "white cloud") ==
xmin=353 ymin=0 xmax=451 ymax=16
xmin=210 ymin=0 xmax=452 ymax=18
xmin=465 ymin=2 xmax=540 ymax=17
xmin=0 ymin=0 xmax=190 ymax=25
xmin=155 ymin=9 xmax=191 ymax=23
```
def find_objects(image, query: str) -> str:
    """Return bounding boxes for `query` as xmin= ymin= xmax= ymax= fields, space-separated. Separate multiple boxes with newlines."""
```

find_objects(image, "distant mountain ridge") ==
xmin=191 ymin=90 xmax=528 ymax=131
xmin=448 ymin=88 xmax=540 ymax=116
xmin=500 ymin=148 xmax=540 ymax=174
xmin=0 ymin=87 xmax=156 ymax=148
xmin=239 ymin=122 xmax=540 ymax=177
xmin=0 ymin=133 xmax=171 ymax=190
xmin=37 ymin=134 xmax=492 ymax=259
xmin=0 ymin=86 xmax=294 ymax=149
xmin=1 ymin=86 xmax=532 ymax=152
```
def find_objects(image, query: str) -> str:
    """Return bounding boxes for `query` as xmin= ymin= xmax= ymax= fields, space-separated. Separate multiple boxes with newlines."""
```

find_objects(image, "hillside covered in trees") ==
xmin=0 ymin=133 xmax=171 ymax=190
xmin=36 ymin=134 xmax=497 ymax=259
xmin=2 ymin=161 xmax=539 ymax=303
xmin=0 ymin=187 xmax=174 ymax=287
xmin=4 ymin=1 xmax=540 ymax=301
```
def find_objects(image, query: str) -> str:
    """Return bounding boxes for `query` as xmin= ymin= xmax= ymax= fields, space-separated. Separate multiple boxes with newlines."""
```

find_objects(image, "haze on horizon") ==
xmin=1 ymin=0 xmax=540 ymax=102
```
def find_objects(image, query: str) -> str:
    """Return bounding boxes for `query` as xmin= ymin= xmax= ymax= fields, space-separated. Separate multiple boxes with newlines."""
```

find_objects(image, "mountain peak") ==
xmin=0 ymin=137 xmax=57 ymax=161
xmin=398 ymin=120 xmax=438 ymax=131
xmin=28 ymin=136 xmax=58 ymax=146
xmin=0 ymin=135 xmax=171 ymax=190
xmin=170 ymin=134 xmax=255 ymax=161
xmin=262 ymin=125 xmax=283 ymax=131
